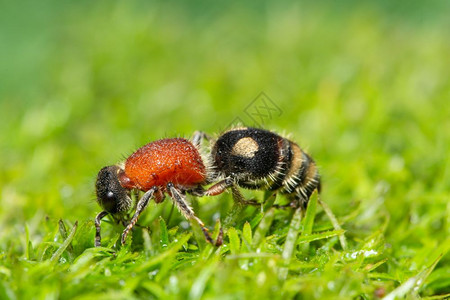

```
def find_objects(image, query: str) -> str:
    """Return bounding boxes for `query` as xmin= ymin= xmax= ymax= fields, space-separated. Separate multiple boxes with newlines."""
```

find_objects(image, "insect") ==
xmin=195 ymin=127 xmax=320 ymax=207
xmin=94 ymin=137 xmax=222 ymax=247
xmin=195 ymin=127 xmax=347 ymax=249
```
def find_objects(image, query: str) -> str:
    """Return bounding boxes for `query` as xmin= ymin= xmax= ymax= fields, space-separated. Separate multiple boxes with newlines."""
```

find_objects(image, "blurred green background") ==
xmin=0 ymin=0 xmax=449 ymax=298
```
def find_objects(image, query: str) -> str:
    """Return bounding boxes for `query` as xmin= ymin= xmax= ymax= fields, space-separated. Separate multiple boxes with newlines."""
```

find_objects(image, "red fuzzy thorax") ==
xmin=121 ymin=138 xmax=207 ymax=191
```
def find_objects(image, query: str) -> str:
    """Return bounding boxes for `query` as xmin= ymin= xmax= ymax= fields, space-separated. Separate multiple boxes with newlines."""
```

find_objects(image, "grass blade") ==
xmin=241 ymin=222 xmax=253 ymax=252
xmin=189 ymin=259 xmax=219 ymax=300
xmin=50 ymin=221 xmax=78 ymax=263
xmin=227 ymin=227 xmax=240 ymax=255
xmin=279 ymin=207 xmax=303 ymax=280
xmin=159 ymin=216 xmax=169 ymax=249
xmin=252 ymin=207 xmax=275 ymax=248
xmin=318 ymin=197 xmax=347 ymax=250
xmin=296 ymin=229 xmax=345 ymax=244
xmin=136 ymin=233 xmax=192 ymax=273
xmin=301 ymin=192 xmax=317 ymax=253
xmin=58 ymin=219 xmax=74 ymax=260
xmin=382 ymin=254 xmax=444 ymax=300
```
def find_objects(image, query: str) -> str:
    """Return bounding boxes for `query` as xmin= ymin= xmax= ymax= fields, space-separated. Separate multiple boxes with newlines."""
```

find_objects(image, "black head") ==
xmin=95 ymin=165 xmax=131 ymax=214
xmin=212 ymin=127 xmax=281 ymax=180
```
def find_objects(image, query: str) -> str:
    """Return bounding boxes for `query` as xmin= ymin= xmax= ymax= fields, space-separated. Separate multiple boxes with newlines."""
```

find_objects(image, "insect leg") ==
xmin=121 ymin=186 xmax=157 ymax=245
xmin=196 ymin=177 xmax=234 ymax=196
xmin=95 ymin=211 xmax=109 ymax=247
xmin=167 ymin=182 xmax=222 ymax=246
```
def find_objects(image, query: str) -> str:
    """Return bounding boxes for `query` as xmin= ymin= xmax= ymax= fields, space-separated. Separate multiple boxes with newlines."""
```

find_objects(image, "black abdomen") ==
xmin=212 ymin=127 xmax=321 ymax=207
